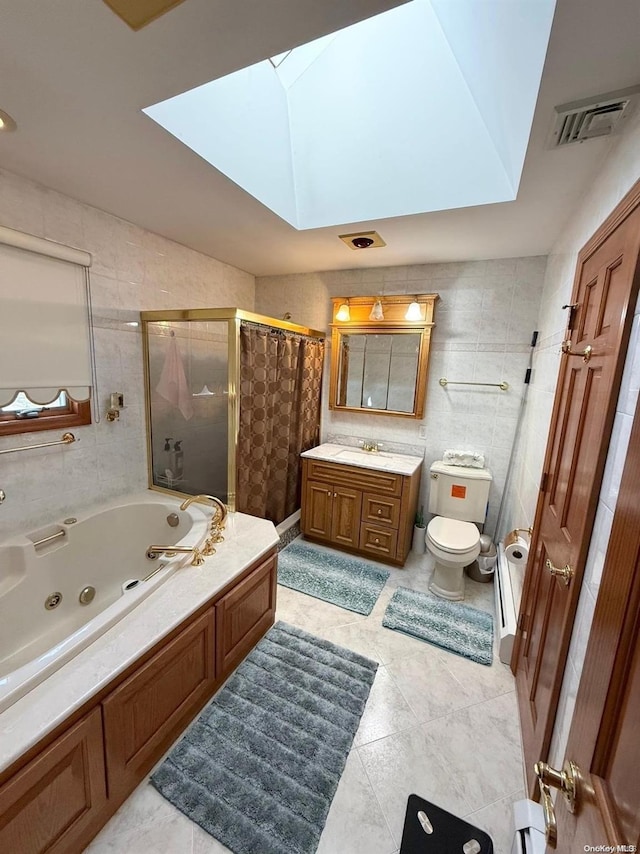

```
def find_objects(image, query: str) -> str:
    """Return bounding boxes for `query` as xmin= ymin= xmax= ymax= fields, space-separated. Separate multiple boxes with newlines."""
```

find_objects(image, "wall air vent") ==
xmin=548 ymin=85 xmax=640 ymax=148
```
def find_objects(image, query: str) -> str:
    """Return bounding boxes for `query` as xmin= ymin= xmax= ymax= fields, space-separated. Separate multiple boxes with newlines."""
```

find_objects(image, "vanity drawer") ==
xmin=362 ymin=493 xmax=401 ymax=528
xmin=359 ymin=523 xmax=398 ymax=559
xmin=305 ymin=460 xmax=402 ymax=497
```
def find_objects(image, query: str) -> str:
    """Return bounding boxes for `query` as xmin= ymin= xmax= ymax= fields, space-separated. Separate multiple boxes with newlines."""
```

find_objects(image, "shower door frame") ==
xmin=140 ymin=308 xmax=325 ymax=511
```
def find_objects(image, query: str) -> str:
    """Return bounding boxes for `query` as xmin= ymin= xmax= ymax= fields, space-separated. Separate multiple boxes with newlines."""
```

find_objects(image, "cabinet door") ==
xmin=302 ymin=479 xmax=333 ymax=541
xmin=360 ymin=522 xmax=398 ymax=560
xmin=216 ymin=553 xmax=277 ymax=678
xmin=102 ymin=609 xmax=215 ymax=802
xmin=0 ymin=707 xmax=106 ymax=854
xmin=331 ymin=486 xmax=362 ymax=549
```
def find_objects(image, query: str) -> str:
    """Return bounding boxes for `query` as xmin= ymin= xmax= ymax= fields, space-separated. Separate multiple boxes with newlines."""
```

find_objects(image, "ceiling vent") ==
xmin=548 ymin=86 xmax=640 ymax=148
xmin=339 ymin=231 xmax=386 ymax=250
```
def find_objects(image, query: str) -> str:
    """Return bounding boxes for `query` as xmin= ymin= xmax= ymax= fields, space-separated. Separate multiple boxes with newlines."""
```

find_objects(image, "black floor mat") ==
xmin=400 ymin=794 xmax=494 ymax=854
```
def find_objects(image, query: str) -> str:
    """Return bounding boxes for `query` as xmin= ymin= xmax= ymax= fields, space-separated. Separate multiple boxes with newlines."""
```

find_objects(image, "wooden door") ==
xmin=331 ymin=485 xmax=362 ymax=548
xmin=302 ymin=479 xmax=333 ymax=541
xmin=546 ymin=378 xmax=640 ymax=851
xmin=513 ymin=181 xmax=640 ymax=793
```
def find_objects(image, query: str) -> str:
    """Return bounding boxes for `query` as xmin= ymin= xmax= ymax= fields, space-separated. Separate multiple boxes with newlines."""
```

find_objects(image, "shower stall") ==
xmin=140 ymin=309 xmax=325 ymax=525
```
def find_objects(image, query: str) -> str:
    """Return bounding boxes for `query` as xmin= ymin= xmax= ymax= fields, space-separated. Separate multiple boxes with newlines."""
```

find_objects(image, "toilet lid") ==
xmin=427 ymin=517 xmax=480 ymax=554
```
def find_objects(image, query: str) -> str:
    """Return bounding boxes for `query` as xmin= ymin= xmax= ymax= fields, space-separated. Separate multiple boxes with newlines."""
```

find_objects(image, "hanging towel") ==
xmin=155 ymin=335 xmax=193 ymax=420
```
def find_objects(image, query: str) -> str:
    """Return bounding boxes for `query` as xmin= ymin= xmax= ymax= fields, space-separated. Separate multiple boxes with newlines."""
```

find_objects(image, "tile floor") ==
xmin=86 ymin=541 xmax=525 ymax=854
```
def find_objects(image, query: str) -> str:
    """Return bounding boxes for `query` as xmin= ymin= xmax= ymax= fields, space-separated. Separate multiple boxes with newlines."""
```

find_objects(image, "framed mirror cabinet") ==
xmin=329 ymin=294 xmax=438 ymax=419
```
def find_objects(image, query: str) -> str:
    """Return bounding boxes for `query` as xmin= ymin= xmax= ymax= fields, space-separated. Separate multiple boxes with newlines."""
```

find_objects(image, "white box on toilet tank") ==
xmin=428 ymin=461 xmax=492 ymax=522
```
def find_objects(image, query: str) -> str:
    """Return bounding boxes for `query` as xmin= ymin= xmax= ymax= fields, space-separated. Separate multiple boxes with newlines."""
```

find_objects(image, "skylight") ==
xmin=144 ymin=0 xmax=556 ymax=230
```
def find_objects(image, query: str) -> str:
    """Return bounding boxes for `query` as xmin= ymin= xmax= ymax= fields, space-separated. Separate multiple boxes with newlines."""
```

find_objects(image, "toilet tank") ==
xmin=428 ymin=461 xmax=492 ymax=522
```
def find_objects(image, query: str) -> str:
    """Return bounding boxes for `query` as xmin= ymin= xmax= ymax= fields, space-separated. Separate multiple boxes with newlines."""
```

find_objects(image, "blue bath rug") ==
xmin=382 ymin=586 xmax=494 ymax=665
xmin=277 ymin=540 xmax=390 ymax=615
xmin=151 ymin=621 xmax=378 ymax=854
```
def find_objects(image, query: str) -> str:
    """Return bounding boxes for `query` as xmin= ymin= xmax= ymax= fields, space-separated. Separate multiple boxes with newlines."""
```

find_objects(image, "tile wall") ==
xmin=255 ymin=257 xmax=547 ymax=536
xmin=504 ymin=111 xmax=640 ymax=767
xmin=0 ymin=168 xmax=254 ymax=541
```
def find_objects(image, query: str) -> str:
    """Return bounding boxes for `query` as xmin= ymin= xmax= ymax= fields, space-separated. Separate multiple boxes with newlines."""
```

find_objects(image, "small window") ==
xmin=0 ymin=391 xmax=91 ymax=437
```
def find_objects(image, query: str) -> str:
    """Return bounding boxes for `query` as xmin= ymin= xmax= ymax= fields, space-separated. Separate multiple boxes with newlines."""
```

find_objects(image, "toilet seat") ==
xmin=427 ymin=516 xmax=480 ymax=554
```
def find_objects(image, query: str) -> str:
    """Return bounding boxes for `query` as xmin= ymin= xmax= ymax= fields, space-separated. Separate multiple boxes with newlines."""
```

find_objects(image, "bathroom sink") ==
xmin=334 ymin=449 xmax=390 ymax=463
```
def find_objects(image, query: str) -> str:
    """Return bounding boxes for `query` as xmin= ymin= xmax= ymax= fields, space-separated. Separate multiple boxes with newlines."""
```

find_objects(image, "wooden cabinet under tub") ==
xmin=0 ymin=548 xmax=278 ymax=854
xmin=301 ymin=455 xmax=422 ymax=566
xmin=0 ymin=708 xmax=106 ymax=854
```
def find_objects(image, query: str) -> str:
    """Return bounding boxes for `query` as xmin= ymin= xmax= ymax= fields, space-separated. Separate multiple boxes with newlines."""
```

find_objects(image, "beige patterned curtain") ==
xmin=237 ymin=323 xmax=324 ymax=524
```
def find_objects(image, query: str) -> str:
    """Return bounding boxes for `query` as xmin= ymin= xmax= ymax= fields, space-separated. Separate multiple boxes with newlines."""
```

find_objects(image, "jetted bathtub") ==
xmin=0 ymin=494 xmax=209 ymax=712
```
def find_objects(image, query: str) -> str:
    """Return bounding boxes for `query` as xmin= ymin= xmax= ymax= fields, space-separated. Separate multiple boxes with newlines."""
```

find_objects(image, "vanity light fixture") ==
xmin=405 ymin=299 xmax=423 ymax=321
xmin=369 ymin=299 xmax=384 ymax=321
xmin=0 ymin=110 xmax=17 ymax=132
xmin=336 ymin=300 xmax=351 ymax=322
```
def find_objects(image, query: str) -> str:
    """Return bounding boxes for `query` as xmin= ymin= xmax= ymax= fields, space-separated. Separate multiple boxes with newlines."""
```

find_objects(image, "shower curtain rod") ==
xmin=139 ymin=307 xmax=325 ymax=339
xmin=240 ymin=318 xmax=325 ymax=341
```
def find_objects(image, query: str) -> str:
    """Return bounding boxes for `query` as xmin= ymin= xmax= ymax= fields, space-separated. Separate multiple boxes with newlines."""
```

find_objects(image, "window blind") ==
xmin=0 ymin=228 xmax=93 ymax=408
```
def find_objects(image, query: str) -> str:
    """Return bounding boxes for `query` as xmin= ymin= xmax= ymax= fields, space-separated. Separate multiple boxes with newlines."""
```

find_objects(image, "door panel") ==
xmin=302 ymin=480 xmax=333 ymax=541
xmin=552 ymin=381 xmax=640 ymax=851
xmin=216 ymin=553 xmax=277 ymax=678
xmin=0 ymin=708 xmax=106 ymax=854
xmin=331 ymin=486 xmax=362 ymax=548
xmin=513 ymin=182 xmax=640 ymax=793
xmin=103 ymin=610 xmax=215 ymax=801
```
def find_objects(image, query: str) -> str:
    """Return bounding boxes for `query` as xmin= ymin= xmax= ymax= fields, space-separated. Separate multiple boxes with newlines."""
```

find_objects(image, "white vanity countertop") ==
xmin=302 ymin=442 xmax=423 ymax=476
xmin=0 ymin=511 xmax=279 ymax=776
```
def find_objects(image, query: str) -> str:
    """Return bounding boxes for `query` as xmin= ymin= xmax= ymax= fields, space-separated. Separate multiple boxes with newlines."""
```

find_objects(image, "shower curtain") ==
xmin=237 ymin=322 xmax=324 ymax=525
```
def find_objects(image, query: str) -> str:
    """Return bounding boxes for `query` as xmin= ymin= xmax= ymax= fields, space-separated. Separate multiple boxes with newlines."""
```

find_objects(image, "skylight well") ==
xmin=144 ymin=0 xmax=556 ymax=230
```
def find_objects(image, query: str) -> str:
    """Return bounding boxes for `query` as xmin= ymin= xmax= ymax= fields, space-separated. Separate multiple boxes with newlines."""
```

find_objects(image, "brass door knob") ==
xmin=545 ymin=559 xmax=573 ymax=586
xmin=534 ymin=759 xmax=580 ymax=846
xmin=561 ymin=341 xmax=593 ymax=362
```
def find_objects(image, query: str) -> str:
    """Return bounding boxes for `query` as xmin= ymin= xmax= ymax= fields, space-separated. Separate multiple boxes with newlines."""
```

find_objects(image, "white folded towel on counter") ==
xmin=442 ymin=449 xmax=485 ymax=468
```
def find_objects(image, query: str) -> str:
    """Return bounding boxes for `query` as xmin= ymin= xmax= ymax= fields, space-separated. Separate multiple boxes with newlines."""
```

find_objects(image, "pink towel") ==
xmin=155 ymin=335 xmax=194 ymax=420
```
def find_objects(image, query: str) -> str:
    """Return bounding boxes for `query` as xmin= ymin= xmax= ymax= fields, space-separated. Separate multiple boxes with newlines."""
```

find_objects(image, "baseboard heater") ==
xmin=494 ymin=542 xmax=524 ymax=665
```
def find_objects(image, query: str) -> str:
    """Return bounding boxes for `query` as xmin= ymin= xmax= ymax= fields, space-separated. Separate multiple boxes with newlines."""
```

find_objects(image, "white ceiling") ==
xmin=1 ymin=0 xmax=639 ymax=277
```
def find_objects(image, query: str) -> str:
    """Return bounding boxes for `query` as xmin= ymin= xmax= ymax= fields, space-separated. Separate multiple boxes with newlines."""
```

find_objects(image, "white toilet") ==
xmin=426 ymin=461 xmax=492 ymax=600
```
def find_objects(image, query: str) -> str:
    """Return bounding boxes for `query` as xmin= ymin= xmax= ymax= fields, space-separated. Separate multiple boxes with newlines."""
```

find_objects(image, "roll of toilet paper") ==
xmin=121 ymin=578 xmax=140 ymax=594
xmin=503 ymin=531 xmax=529 ymax=566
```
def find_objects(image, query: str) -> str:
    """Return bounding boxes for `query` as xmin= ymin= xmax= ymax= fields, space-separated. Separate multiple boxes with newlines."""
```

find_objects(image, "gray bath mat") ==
xmin=151 ymin=621 xmax=378 ymax=854
xmin=382 ymin=586 xmax=494 ymax=665
xmin=278 ymin=540 xmax=390 ymax=615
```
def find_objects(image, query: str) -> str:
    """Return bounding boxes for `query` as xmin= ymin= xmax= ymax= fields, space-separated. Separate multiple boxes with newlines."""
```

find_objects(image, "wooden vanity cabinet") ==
xmin=301 ymin=459 xmax=421 ymax=566
xmin=0 ymin=548 xmax=278 ymax=854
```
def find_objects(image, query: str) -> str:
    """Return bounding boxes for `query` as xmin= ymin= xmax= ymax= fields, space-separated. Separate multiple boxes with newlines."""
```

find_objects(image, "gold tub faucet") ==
xmin=145 ymin=545 xmax=205 ymax=566
xmin=179 ymin=494 xmax=228 ymax=528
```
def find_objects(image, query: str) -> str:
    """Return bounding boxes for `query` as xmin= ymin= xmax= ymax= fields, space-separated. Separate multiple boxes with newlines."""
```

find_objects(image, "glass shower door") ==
xmin=146 ymin=320 xmax=230 ymax=502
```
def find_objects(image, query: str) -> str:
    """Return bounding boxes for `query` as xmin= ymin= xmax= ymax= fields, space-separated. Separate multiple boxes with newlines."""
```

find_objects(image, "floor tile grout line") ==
xmin=356 ymin=745 xmax=405 ymax=850
xmin=384 ymin=662 xmax=517 ymax=727
xmin=461 ymin=784 xmax=526 ymax=819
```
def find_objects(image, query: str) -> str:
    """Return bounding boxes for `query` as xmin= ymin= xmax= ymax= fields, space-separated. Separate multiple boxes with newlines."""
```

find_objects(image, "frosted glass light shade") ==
xmin=336 ymin=302 xmax=351 ymax=322
xmin=369 ymin=299 xmax=384 ymax=321
xmin=405 ymin=301 xmax=423 ymax=321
